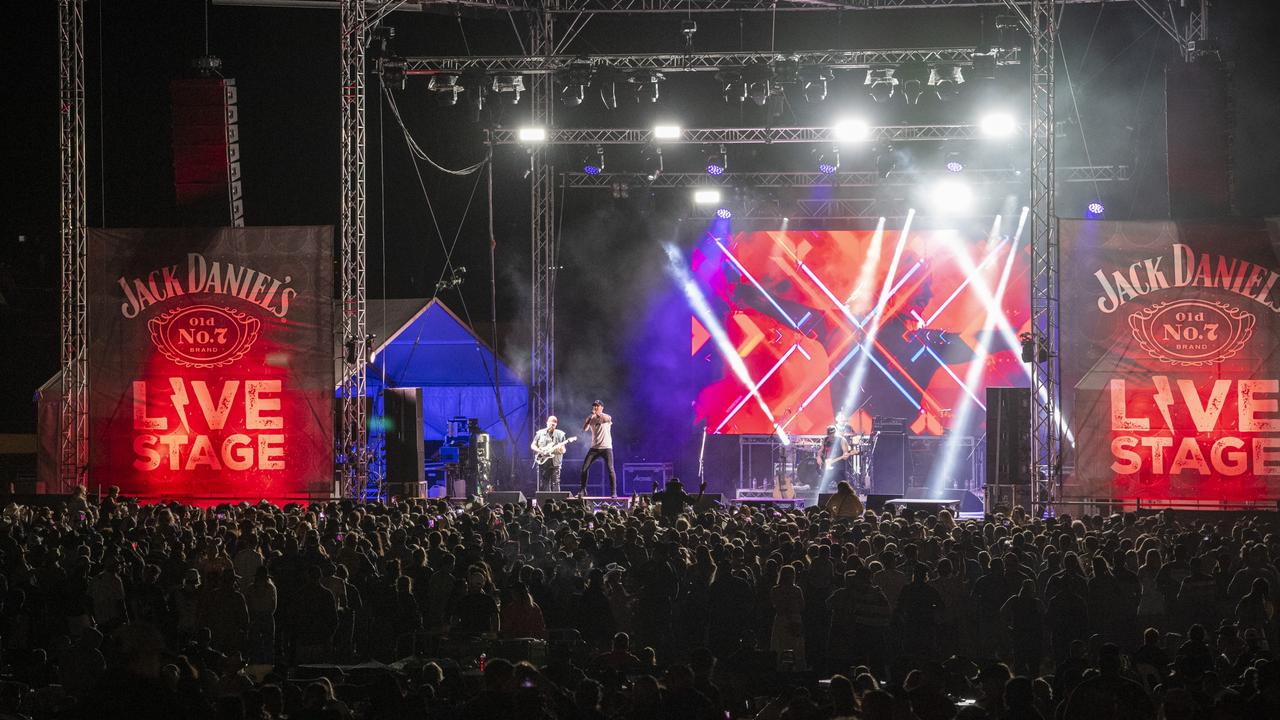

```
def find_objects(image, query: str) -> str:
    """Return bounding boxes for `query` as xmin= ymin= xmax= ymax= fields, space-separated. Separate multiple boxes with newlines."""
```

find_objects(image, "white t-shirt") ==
xmin=584 ymin=413 xmax=613 ymax=450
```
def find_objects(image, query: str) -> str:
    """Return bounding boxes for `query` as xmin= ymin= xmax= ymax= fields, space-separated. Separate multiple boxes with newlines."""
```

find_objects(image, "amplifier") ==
xmin=622 ymin=463 xmax=673 ymax=495
xmin=873 ymin=416 xmax=909 ymax=433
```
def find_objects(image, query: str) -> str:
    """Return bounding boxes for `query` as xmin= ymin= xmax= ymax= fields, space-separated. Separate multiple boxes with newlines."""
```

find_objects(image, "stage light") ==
xmin=693 ymin=189 xmax=722 ymax=205
xmin=944 ymin=151 xmax=965 ymax=173
xmin=1086 ymin=201 xmax=1105 ymax=218
xmin=641 ymin=146 xmax=663 ymax=180
xmin=743 ymin=62 xmax=774 ymax=107
xmin=629 ymin=70 xmax=665 ymax=103
xmin=379 ymin=57 xmax=406 ymax=91
xmin=929 ymin=65 xmax=964 ymax=101
xmin=428 ymin=73 xmax=462 ymax=106
xmin=582 ymin=145 xmax=605 ymax=175
xmin=900 ymin=70 xmax=926 ymax=106
xmin=979 ymin=111 xmax=1017 ymax=137
xmin=929 ymin=179 xmax=974 ymax=214
xmin=653 ymin=124 xmax=681 ymax=140
xmin=816 ymin=146 xmax=840 ymax=174
xmin=717 ymin=69 xmax=747 ymax=103
xmin=864 ymin=68 xmax=898 ymax=103
xmin=492 ymin=73 xmax=525 ymax=105
xmin=517 ymin=127 xmax=547 ymax=143
xmin=715 ymin=207 xmax=733 ymax=220
xmin=833 ymin=118 xmax=871 ymax=143
xmin=561 ymin=61 xmax=592 ymax=107
xmin=801 ymin=66 xmax=833 ymax=103
xmin=706 ymin=145 xmax=727 ymax=176
xmin=595 ymin=67 xmax=621 ymax=109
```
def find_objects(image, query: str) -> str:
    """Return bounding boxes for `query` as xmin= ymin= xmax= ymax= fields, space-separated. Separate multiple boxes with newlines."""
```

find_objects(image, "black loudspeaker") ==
xmin=534 ymin=491 xmax=572 ymax=504
xmin=866 ymin=494 xmax=902 ymax=511
xmin=1166 ymin=59 xmax=1232 ymax=219
xmin=816 ymin=493 xmax=835 ymax=508
xmin=933 ymin=488 xmax=985 ymax=513
xmin=384 ymin=388 xmax=425 ymax=498
xmin=986 ymin=387 xmax=1030 ymax=486
xmin=870 ymin=429 xmax=906 ymax=496
xmin=484 ymin=491 xmax=526 ymax=505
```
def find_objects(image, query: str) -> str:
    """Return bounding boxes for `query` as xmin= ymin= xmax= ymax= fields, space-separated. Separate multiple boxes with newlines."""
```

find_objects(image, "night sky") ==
xmin=4 ymin=0 xmax=1279 ymax=440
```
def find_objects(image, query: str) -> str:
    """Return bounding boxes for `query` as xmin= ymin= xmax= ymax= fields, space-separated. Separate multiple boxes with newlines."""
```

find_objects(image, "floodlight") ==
xmin=1086 ymin=201 xmax=1105 ymax=218
xmin=653 ymin=125 xmax=682 ymax=140
xmin=833 ymin=118 xmax=871 ymax=143
xmin=979 ymin=111 xmax=1017 ymax=137
xmin=929 ymin=65 xmax=965 ymax=101
xmin=693 ymin=189 xmax=722 ymax=205
xmin=706 ymin=146 xmax=727 ymax=175
xmin=930 ymin=179 xmax=974 ymax=214
xmin=865 ymin=68 xmax=898 ymax=103
xmin=517 ymin=127 xmax=547 ymax=142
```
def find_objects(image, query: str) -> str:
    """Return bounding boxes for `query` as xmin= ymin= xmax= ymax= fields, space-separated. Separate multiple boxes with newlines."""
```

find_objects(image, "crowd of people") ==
xmin=0 ymin=483 xmax=1277 ymax=720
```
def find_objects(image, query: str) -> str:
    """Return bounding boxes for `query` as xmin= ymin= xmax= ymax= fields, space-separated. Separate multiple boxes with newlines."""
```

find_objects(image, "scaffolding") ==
xmin=58 ymin=0 xmax=87 ymax=491
xmin=340 ymin=0 xmax=370 ymax=497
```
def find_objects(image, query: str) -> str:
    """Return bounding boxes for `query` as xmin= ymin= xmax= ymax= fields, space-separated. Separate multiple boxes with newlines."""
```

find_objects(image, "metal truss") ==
xmin=403 ymin=46 xmax=1020 ymax=74
xmin=340 ymin=0 xmax=370 ymax=497
xmin=58 ymin=0 xmax=87 ymax=491
xmin=561 ymin=165 xmax=1130 ymax=188
xmin=1131 ymin=0 xmax=1212 ymax=59
xmin=215 ymin=0 xmax=1119 ymax=12
xmin=529 ymin=7 xmax=558 ymax=434
xmin=492 ymin=124 xmax=998 ymax=146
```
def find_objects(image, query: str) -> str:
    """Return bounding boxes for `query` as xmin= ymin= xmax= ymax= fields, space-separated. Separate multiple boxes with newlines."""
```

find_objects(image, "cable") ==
xmin=382 ymin=87 xmax=485 ymax=176
xmin=1057 ymin=42 xmax=1101 ymax=208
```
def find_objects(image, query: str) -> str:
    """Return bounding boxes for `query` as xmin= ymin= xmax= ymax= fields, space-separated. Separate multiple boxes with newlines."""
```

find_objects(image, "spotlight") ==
xmin=517 ymin=127 xmax=547 ymax=143
xmin=929 ymin=65 xmax=964 ymax=101
xmin=693 ymin=189 xmax=722 ymax=205
xmin=833 ymin=118 xmax=871 ymax=143
xmin=865 ymin=68 xmax=898 ymax=103
xmin=582 ymin=145 xmax=605 ymax=175
xmin=801 ymin=66 xmax=833 ymax=103
xmin=748 ymin=79 xmax=772 ymax=106
xmin=641 ymin=146 xmax=663 ymax=181
xmin=705 ymin=146 xmax=727 ymax=176
xmin=815 ymin=146 xmax=840 ymax=174
xmin=744 ymin=62 xmax=774 ymax=107
xmin=717 ymin=69 xmax=747 ymax=103
xmin=899 ymin=66 xmax=927 ymax=105
xmin=492 ymin=73 xmax=525 ymax=105
xmin=463 ymin=71 xmax=487 ymax=114
xmin=428 ymin=73 xmax=462 ymax=106
xmin=653 ymin=124 xmax=681 ymax=140
xmin=560 ymin=61 xmax=592 ymax=107
xmin=1086 ymin=201 xmax=1105 ymax=218
xmin=929 ymin=179 xmax=974 ymax=214
xmin=979 ymin=111 xmax=1017 ymax=137
xmin=715 ymin=208 xmax=733 ymax=220
xmin=629 ymin=70 xmax=664 ymax=103
xmin=944 ymin=151 xmax=965 ymax=173
xmin=971 ymin=52 xmax=997 ymax=81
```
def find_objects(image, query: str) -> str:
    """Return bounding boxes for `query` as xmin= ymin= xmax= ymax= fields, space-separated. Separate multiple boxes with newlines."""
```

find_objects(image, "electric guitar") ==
xmin=533 ymin=436 xmax=577 ymax=466
xmin=824 ymin=448 xmax=862 ymax=469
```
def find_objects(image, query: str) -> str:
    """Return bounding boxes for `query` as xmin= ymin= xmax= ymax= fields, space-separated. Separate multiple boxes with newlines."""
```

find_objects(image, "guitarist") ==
xmin=531 ymin=415 xmax=567 ymax=491
xmin=820 ymin=424 xmax=857 ymax=488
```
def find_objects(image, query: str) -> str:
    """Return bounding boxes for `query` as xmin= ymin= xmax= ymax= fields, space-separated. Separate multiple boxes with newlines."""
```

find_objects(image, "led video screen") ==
xmin=690 ymin=227 xmax=1031 ymax=437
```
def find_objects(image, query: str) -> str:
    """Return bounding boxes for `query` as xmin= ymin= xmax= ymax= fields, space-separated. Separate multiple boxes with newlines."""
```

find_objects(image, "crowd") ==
xmin=0 ymin=483 xmax=1277 ymax=720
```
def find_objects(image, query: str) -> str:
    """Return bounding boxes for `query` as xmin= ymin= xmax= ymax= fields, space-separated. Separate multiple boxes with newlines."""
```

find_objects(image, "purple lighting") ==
xmin=945 ymin=160 xmax=964 ymax=173
xmin=584 ymin=163 xmax=602 ymax=175
xmin=707 ymin=163 xmax=725 ymax=176
xmin=1086 ymin=201 xmax=1105 ymax=218
xmin=818 ymin=162 xmax=837 ymax=175
xmin=715 ymin=208 xmax=733 ymax=219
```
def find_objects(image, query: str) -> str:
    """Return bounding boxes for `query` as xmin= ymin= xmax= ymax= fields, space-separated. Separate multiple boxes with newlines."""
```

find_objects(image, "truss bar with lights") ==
xmin=493 ymin=125 xmax=999 ymax=145
xmin=404 ymin=46 xmax=1019 ymax=74
xmin=562 ymin=166 xmax=1130 ymax=188
xmin=215 ymin=0 xmax=1122 ymax=13
xmin=58 ymin=0 xmax=87 ymax=491
xmin=340 ymin=0 xmax=370 ymax=497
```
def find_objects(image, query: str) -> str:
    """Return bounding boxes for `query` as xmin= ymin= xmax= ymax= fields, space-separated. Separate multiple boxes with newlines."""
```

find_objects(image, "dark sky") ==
xmin=3 ymin=0 xmax=1279 ymax=435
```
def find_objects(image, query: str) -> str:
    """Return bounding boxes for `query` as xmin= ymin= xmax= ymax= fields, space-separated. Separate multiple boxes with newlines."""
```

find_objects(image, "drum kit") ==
xmin=778 ymin=430 xmax=872 ymax=495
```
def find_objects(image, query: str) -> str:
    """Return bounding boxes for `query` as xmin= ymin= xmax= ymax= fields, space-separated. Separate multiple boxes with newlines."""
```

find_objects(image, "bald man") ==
xmin=531 ymin=415 xmax=567 ymax=491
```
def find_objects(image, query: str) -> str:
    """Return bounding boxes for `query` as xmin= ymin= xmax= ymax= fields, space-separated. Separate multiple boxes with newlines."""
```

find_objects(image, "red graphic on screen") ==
xmin=691 ymin=229 xmax=1031 ymax=436
xmin=148 ymin=305 xmax=262 ymax=368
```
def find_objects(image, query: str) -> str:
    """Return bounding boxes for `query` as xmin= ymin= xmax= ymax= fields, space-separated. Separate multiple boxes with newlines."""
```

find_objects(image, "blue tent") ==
xmin=351 ymin=299 xmax=527 ymax=442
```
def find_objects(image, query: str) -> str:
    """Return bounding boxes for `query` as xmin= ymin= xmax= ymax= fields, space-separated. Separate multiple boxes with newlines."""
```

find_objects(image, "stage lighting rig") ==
xmin=641 ymin=146 xmax=663 ymax=181
xmin=492 ymin=73 xmax=525 ymax=105
xmin=717 ymin=69 xmax=747 ymax=104
xmin=693 ymin=188 xmax=722 ymax=205
xmin=899 ymin=65 xmax=927 ymax=106
xmin=744 ymin=63 xmax=774 ymax=107
xmin=653 ymin=124 xmax=682 ymax=140
xmin=560 ymin=61 xmax=592 ymax=107
xmin=706 ymin=146 xmax=727 ymax=176
xmin=583 ymin=145 xmax=605 ymax=175
xmin=815 ymin=146 xmax=840 ymax=175
xmin=462 ymin=71 xmax=487 ymax=114
xmin=833 ymin=118 xmax=871 ymax=143
xmin=1086 ymin=201 xmax=1105 ymax=218
xmin=944 ymin=151 xmax=965 ymax=173
xmin=929 ymin=65 xmax=964 ymax=102
xmin=428 ymin=73 xmax=462 ymax=107
xmin=801 ymin=66 xmax=833 ymax=104
xmin=629 ymin=70 xmax=665 ymax=103
xmin=979 ymin=111 xmax=1017 ymax=138
xmin=864 ymin=68 xmax=898 ymax=103
xmin=518 ymin=127 xmax=547 ymax=143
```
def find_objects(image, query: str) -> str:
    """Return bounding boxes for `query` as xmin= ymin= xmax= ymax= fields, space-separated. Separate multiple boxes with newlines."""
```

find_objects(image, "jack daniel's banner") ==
xmin=1062 ymin=219 xmax=1280 ymax=501
xmin=88 ymin=228 xmax=333 ymax=502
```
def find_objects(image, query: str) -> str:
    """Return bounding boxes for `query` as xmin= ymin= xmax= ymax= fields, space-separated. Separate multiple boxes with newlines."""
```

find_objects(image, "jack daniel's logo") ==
xmin=1127 ymin=300 xmax=1255 ymax=366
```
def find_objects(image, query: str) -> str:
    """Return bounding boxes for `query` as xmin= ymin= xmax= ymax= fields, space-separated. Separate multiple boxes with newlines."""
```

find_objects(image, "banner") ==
xmin=88 ymin=227 xmax=333 ymax=502
xmin=1062 ymin=219 xmax=1280 ymax=501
